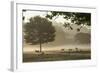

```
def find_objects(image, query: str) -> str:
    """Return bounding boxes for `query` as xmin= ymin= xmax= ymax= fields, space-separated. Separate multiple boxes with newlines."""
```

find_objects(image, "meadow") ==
xmin=23 ymin=49 xmax=91 ymax=62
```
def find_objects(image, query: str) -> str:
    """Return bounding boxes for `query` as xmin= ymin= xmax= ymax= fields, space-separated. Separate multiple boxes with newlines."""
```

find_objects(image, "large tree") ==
xmin=46 ymin=11 xmax=91 ymax=31
xmin=24 ymin=16 xmax=56 ymax=52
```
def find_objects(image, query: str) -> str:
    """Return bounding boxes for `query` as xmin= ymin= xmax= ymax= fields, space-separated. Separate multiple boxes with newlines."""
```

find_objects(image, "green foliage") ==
xmin=24 ymin=16 xmax=56 ymax=45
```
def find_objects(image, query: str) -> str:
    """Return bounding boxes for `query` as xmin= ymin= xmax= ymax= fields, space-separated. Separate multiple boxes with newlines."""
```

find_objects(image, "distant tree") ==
xmin=24 ymin=16 xmax=56 ymax=52
xmin=46 ymin=11 xmax=91 ymax=31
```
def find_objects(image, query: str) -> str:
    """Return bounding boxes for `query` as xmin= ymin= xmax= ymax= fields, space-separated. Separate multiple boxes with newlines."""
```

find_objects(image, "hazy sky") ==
xmin=23 ymin=10 xmax=71 ymax=24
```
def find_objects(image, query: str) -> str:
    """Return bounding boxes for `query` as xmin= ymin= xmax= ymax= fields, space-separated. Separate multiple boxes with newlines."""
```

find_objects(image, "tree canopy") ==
xmin=46 ymin=11 xmax=91 ymax=31
xmin=24 ymin=16 xmax=56 ymax=52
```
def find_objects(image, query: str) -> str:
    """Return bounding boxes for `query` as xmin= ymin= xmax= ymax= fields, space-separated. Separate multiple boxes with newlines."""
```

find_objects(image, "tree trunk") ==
xmin=40 ymin=39 xmax=42 ymax=52
xmin=39 ymin=35 xmax=42 ymax=52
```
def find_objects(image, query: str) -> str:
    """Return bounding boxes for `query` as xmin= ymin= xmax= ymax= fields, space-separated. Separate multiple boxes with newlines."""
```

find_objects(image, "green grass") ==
xmin=23 ymin=50 xmax=91 ymax=62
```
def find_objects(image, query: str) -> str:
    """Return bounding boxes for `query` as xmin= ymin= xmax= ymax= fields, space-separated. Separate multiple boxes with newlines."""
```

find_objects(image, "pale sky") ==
xmin=23 ymin=10 xmax=70 ymax=24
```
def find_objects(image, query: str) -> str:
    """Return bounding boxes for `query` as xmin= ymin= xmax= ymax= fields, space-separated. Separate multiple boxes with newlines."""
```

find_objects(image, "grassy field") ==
xmin=23 ymin=50 xmax=91 ymax=62
xmin=23 ymin=51 xmax=91 ymax=62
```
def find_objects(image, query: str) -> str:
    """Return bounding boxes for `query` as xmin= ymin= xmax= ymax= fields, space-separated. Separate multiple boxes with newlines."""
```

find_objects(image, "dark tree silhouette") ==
xmin=24 ymin=16 xmax=56 ymax=52
xmin=46 ymin=11 xmax=91 ymax=31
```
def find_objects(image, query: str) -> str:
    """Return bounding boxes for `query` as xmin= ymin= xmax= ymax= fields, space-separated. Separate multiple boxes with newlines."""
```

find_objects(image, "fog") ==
xmin=23 ymin=22 xmax=91 ymax=53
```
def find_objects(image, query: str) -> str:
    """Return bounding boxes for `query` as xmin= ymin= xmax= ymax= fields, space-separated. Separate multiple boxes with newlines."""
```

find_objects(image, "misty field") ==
xmin=23 ymin=49 xmax=91 ymax=62
xmin=22 ymin=10 xmax=91 ymax=63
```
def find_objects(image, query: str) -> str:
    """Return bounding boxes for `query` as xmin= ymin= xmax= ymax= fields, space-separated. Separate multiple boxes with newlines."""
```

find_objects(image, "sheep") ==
xmin=35 ymin=50 xmax=39 ymax=52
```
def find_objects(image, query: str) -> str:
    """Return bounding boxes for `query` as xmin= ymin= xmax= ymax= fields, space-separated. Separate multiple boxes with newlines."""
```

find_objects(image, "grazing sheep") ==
xmin=61 ymin=49 xmax=65 ymax=53
xmin=75 ymin=48 xmax=79 ymax=52
xmin=35 ymin=50 xmax=39 ymax=52
xmin=68 ymin=49 xmax=73 ymax=53
xmin=61 ymin=49 xmax=65 ymax=51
